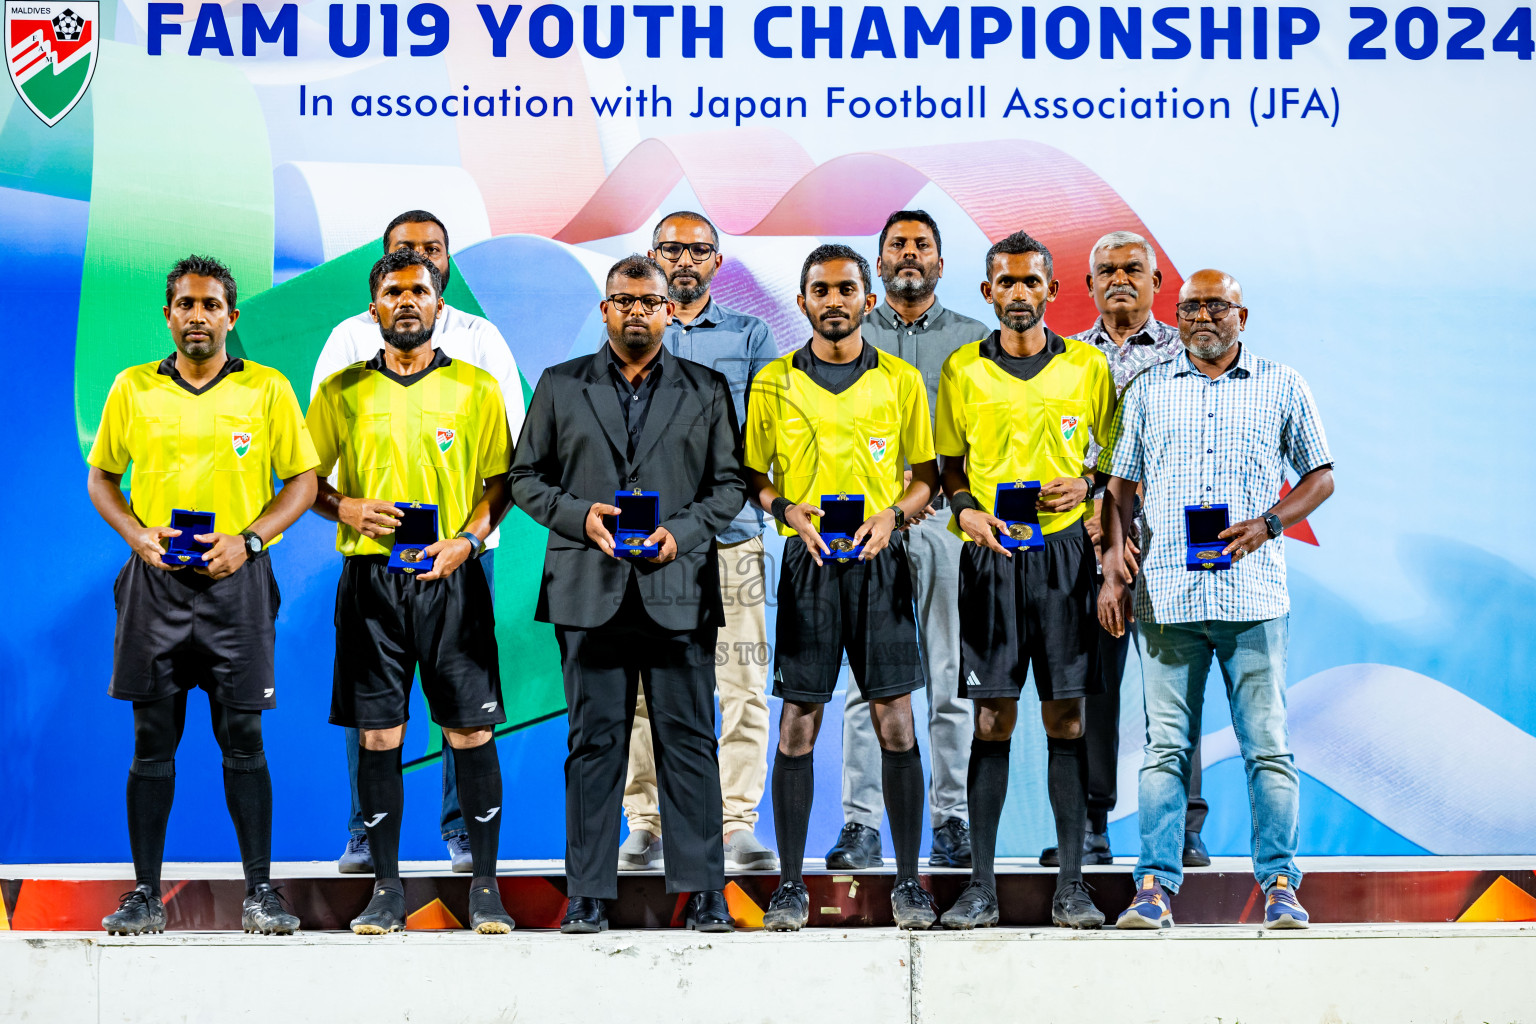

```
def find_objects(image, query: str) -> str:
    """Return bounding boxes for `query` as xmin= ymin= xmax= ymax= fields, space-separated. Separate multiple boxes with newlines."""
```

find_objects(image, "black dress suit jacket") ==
xmin=509 ymin=346 xmax=747 ymax=632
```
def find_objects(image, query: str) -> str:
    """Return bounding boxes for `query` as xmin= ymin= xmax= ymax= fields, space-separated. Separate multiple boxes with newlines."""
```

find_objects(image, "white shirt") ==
xmin=311 ymin=303 xmax=526 ymax=549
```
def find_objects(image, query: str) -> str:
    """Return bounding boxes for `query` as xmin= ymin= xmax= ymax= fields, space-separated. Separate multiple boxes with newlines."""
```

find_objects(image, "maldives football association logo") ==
xmin=7 ymin=2 xmax=97 ymax=127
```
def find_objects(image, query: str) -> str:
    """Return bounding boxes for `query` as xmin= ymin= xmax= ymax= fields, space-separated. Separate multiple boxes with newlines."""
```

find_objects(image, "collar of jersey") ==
xmin=791 ymin=339 xmax=879 ymax=395
xmin=157 ymin=353 xmax=245 ymax=396
xmin=364 ymin=346 xmax=451 ymax=386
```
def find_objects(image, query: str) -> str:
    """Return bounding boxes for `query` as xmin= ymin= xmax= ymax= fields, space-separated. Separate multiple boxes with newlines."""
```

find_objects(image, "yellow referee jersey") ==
xmin=935 ymin=331 xmax=1115 ymax=540
xmin=746 ymin=342 xmax=935 ymax=536
xmin=307 ymin=349 xmax=512 ymax=557
xmin=88 ymin=356 xmax=319 ymax=545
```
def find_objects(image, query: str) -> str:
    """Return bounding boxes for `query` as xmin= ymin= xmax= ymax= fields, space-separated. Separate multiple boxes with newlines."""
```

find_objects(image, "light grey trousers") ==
xmin=841 ymin=509 xmax=972 ymax=829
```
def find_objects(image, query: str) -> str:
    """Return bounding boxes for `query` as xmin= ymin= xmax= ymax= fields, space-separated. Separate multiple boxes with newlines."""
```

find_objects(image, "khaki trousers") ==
xmin=623 ymin=534 xmax=770 ymax=836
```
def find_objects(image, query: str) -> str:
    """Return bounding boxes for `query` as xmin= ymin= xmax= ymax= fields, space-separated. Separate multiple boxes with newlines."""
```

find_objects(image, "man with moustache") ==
xmin=511 ymin=255 xmax=745 ymax=934
xmin=308 ymin=249 xmax=515 ymax=935
xmin=313 ymin=209 xmax=526 ymax=875
xmin=617 ymin=211 xmax=780 ymax=873
xmin=828 ymin=210 xmax=989 ymax=871
xmin=1099 ymin=269 xmax=1335 ymax=931
xmin=89 ymin=256 xmax=318 ymax=936
xmin=932 ymin=232 xmax=1115 ymax=930
xmin=1039 ymin=230 xmax=1212 ymax=869
xmin=746 ymin=244 xmax=941 ymax=931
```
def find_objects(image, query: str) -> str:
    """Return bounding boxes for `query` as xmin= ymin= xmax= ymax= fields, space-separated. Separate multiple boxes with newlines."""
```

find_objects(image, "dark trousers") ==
xmin=557 ymin=594 xmax=724 ymax=899
xmin=1086 ymin=624 xmax=1207 ymax=835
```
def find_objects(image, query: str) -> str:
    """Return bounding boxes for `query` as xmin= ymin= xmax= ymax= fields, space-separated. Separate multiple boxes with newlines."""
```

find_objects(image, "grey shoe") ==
xmin=618 ymin=828 xmax=663 ymax=870
xmin=447 ymin=831 xmax=473 ymax=873
xmin=724 ymin=830 xmax=779 ymax=870
xmin=338 ymin=834 xmax=373 ymax=874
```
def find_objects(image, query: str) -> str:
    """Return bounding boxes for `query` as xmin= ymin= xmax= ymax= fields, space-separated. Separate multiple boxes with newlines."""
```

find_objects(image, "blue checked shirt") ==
xmin=662 ymin=299 xmax=778 ymax=545
xmin=1071 ymin=314 xmax=1184 ymax=471
xmin=1098 ymin=343 xmax=1334 ymax=624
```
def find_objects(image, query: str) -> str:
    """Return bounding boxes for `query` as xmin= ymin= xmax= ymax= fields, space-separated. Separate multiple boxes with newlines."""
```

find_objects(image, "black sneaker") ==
xmin=824 ymin=823 xmax=883 ymax=870
xmin=350 ymin=885 xmax=406 ymax=935
xmin=1040 ymin=831 xmax=1113 ymax=867
xmin=1051 ymin=879 xmax=1106 ymax=930
xmin=242 ymin=883 xmax=299 ymax=935
xmin=1183 ymin=831 xmax=1211 ymax=867
xmin=890 ymin=877 xmax=938 ymax=930
xmin=940 ymin=882 xmax=999 ymax=930
xmin=762 ymin=880 xmax=810 ymax=932
xmin=928 ymin=818 xmax=972 ymax=868
xmin=469 ymin=882 xmax=514 ymax=934
xmin=102 ymin=886 xmax=166 ymax=935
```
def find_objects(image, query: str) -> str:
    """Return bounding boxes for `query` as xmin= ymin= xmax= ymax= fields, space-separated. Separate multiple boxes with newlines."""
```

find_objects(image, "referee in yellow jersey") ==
xmin=934 ymin=232 xmax=1117 ymax=931
xmin=306 ymin=250 xmax=515 ymax=936
xmin=746 ymin=244 xmax=941 ymax=931
xmin=87 ymin=256 xmax=319 ymax=936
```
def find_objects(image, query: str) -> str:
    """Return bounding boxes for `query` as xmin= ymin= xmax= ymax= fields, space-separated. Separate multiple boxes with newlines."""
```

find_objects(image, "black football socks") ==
xmin=222 ymin=752 xmax=273 ymax=895
xmin=1047 ymin=736 xmax=1090 ymax=885
xmin=772 ymin=750 xmax=815 ymax=884
xmin=881 ymin=744 xmax=924 ymax=880
xmin=451 ymin=740 xmax=504 ymax=883
xmin=126 ymin=759 xmax=176 ymax=897
xmin=357 ymin=745 xmax=405 ymax=883
xmin=966 ymin=737 xmax=1012 ymax=890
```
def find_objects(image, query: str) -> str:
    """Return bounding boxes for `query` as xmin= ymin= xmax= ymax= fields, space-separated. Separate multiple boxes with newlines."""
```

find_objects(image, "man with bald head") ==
xmin=1044 ymin=231 xmax=1211 ymax=870
xmin=1097 ymin=269 xmax=1335 ymax=930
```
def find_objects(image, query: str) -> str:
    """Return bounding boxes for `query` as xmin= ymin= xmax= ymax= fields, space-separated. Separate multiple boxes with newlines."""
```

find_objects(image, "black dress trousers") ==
xmin=557 ymin=588 xmax=724 ymax=899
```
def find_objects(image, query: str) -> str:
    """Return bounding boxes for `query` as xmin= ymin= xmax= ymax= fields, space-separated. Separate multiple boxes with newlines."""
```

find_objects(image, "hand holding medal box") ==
xmin=611 ymin=489 xmax=661 ymax=559
xmin=1185 ymin=503 xmax=1233 ymax=571
xmin=819 ymin=493 xmax=865 ymax=563
xmin=994 ymin=482 xmax=1044 ymax=550
xmin=161 ymin=509 xmax=214 ymax=566
xmin=387 ymin=502 xmax=438 ymax=574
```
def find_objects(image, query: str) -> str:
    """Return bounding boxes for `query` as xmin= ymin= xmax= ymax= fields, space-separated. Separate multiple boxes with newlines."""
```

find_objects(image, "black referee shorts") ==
xmin=330 ymin=555 xmax=505 ymax=731
xmin=958 ymin=520 xmax=1103 ymax=702
xmin=109 ymin=554 xmax=280 ymax=711
xmin=772 ymin=536 xmax=923 ymax=704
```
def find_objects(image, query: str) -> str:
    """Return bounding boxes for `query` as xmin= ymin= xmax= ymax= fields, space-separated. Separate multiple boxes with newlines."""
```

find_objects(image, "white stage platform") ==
xmin=3 ymin=924 xmax=1532 ymax=1024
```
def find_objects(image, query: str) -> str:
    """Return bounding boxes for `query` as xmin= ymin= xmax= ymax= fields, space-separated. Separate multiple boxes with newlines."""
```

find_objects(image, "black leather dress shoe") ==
xmin=1040 ymin=831 xmax=1113 ymax=867
xmin=1183 ymin=831 xmax=1211 ymax=867
xmin=824 ymin=823 xmax=884 ymax=869
xmin=560 ymin=895 xmax=609 ymax=934
xmin=684 ymin=890 xmax=734 ymax=933
xmin=929 ymin=818 xmax=972 ymax=868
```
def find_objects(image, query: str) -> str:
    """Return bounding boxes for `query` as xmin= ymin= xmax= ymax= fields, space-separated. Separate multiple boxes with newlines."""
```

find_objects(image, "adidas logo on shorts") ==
xmin=481 ymin=701 xmax=498 ymax=713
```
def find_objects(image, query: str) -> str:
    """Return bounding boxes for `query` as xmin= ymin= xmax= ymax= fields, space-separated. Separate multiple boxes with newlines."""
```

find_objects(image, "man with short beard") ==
xmin=932 ymin=232 xmax=1115 ymax=931
xmin=1098 ymin=269 xmax=1335 ymax=931
xmin=307 ymin=249 xmax=516 ymax=936
xmin=1041 ymin=231 xmax=1212 ymax=870
xmin=510 ymin=255 xmax=745 ymax=934
xmin=832 ymin=210 xmax=989 ymax=872
xmin=616 ymin=211 xmax=779 ymax=873
xmin=313 ymin=209 xmax=525 ymax=875
xmin=746 ymin=244 xmax=941 ymax=931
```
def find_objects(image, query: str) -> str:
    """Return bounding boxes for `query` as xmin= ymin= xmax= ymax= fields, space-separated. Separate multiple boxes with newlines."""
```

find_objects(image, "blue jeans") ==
xmin=1134 ymin=614 xmax=1299 ymax=894
xmin=344 ymin=550 xmax=495 ymax=839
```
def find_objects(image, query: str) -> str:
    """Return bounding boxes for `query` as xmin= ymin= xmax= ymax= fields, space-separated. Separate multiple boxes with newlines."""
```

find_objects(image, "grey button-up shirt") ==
xmin=662 ymin=298 xmax=778 ymax=545
xmin=863 ymin=297 xmax=990 ymax=425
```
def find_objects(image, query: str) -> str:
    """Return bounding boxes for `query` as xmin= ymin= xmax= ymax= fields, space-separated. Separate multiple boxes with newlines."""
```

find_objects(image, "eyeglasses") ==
xmin=655 ymin=242 xmax=717 ymax=262
xmin=1176 ymin=299 xmax=1242 ymax=320
xmin=606 ymin=294 xmax=668 ymax=313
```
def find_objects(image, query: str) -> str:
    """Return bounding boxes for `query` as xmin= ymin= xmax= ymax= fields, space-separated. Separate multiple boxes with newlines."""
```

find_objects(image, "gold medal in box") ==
xmin=819 ymin=493 xmax=865 ymax=562
xmin=612 ymin=489 xmax=661 ymax=559
xmin=388 ymin=502 xmax=438 ymax=575
xmin=1185 ymin=503 xmax=1232 ymax=571
xmin=995 ymin=482 xmax=1043 ymax=550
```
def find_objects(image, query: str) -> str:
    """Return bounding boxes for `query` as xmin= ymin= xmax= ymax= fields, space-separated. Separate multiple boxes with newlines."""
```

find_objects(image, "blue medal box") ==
xmin=161 ymin=509 xmax=214 ymax=567
xmin=995 ymin=482 xmax=1044 ymax=550
xmin=1186 ymin=503 xmax=1232 ymax=571
xmin=613 ymin=490 xmax=661 ymax=559
xmin=820 ymin=493 xmax=865 ymax=563
xmin=388 ymin=502 xmax=438 ymax=575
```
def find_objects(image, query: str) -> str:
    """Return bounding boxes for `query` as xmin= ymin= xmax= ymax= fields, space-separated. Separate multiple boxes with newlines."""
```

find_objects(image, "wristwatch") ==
xmin=887 ymin=505 xmax=906 ymax=530
xmin=241 ymin=531 xmax=265 ymax=558
xmin=1262 ymin=512 xmax=1284 ymax=539
xmin=456 ymin=531 xmax=485 ymax=558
